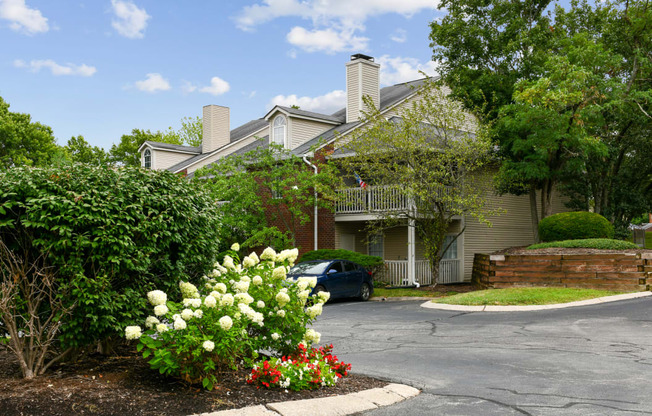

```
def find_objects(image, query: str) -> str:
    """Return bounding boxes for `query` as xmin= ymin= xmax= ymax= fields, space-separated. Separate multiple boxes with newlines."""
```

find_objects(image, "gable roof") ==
xmin=265 ymin=106 xmax=343 ymax=124
xmin=138 ymin=141 xmax=201 ymax=154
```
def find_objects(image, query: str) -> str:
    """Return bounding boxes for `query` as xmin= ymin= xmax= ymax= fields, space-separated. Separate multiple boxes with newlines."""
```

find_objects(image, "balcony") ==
xmin=335 ymin=185 xmax=450 ymax=215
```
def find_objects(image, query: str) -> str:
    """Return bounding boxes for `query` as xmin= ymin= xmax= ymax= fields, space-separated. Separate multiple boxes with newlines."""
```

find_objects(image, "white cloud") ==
xmin=376 ymin=55 xmax=438 ymax=86
xmin=14 ymin=59 xmax=96 ymax=76
xmin=134 ymin=73 xmax=170 ymax=93
xmin=181 ymin=80 xmax=197 ymax=94
xmin=287 ymin=26 xmax=368 ymax=54
xmin=111 ymin=0 xmax=149 ymax=39
xmin=390 ymin=28 xmax=407 ymax=43
xmin=0 ymin=0 xmax=49 ymax=35
xmin=267 ymin=89 xmax=345 ymax=115
xmin=199 ymin=76 xmax=230 ymax=96
xmin=235 ymin=0 xmax=436 ymax=54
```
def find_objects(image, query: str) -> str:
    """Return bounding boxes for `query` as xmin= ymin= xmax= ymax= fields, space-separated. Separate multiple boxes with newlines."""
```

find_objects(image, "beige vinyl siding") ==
xmin=184 ymin=126 xmax=269 ymax=174
xmin=462 ymin=168 xmax=572 ymax=280
xmin=151 ymin=149 xmax=195 ymax=171
xmin=288 ymin=118 xmax=333 ymax=149
xmin=361 ymin=64 xmax=380 ymax=111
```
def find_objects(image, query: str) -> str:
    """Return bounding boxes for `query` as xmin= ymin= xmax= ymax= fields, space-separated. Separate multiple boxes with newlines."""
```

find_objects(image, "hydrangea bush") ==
xmin=125 ymin=245 xmax=331 ymax=390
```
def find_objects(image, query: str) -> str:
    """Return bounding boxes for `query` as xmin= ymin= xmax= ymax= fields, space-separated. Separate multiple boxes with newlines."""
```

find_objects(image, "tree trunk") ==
xmin=529 ymin=186 xmax=540 ymax=242
xmin=541 ymin=179 xmax=554 ymax=219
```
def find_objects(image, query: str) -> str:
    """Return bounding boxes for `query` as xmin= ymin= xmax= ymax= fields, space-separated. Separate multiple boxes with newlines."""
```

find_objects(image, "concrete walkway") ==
xmin=192 ymin=383 xmax=419 ymax=416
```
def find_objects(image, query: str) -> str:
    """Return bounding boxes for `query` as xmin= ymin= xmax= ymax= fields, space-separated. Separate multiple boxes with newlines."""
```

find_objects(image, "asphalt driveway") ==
xmin=313 ymin=297 xmax=652 ymax=415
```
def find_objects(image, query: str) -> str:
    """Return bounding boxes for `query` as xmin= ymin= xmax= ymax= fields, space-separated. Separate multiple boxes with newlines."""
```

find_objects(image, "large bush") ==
xmin=0 ymin=165 xmax=221 ymax=352
xmin=299 ymin=249 xmax=383 ymax=272
xmin=528 ymin=238 xmax=638 ymax=250
xmin=127 ymin=246 xmax=331 ymax=390
xmin=538 ymin=212 xmax=614 ymax=242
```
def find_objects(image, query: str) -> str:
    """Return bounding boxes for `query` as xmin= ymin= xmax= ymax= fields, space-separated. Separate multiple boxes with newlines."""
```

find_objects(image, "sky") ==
xmin=0 ymin=0 xmax=442 ymax=150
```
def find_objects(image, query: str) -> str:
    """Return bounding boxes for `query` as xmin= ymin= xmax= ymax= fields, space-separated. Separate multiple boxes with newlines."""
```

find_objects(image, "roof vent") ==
xmin=350 ymin=53 xmax=374 ymax=62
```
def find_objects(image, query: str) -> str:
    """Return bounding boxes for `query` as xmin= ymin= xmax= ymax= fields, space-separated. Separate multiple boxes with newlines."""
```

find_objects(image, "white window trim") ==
xmin=272 ymin=115 xmax=287 ymax=148
xmin=367 ymin=232 xmax=384 ymax=258
xmin=143 ymin=149 xmax=152 ymax=169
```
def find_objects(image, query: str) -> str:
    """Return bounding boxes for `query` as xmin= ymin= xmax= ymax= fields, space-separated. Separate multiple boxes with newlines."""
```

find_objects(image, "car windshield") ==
xmin=289 ymin=261 xmax=330 ymax=275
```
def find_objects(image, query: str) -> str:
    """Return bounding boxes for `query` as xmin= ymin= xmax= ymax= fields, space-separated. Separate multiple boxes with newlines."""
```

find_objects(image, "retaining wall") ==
xmin=472 ymin=252 xmax=652 ymax=292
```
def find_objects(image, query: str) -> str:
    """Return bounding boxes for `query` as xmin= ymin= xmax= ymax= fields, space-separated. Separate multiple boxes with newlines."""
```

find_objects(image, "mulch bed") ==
xmin=0 ymin=344 xmax=387 ymax=416
xmin=493 ymin=246 xmax=652 ymax=256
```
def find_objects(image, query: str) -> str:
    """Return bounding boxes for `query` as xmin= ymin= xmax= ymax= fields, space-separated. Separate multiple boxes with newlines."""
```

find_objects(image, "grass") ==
xmin=372 ymin=288 xmax=458 ymax=298
xmin=431 ymin=287 xmax=624 ymax=306
xmin=527 ymin=238 xmax=638 ymax=250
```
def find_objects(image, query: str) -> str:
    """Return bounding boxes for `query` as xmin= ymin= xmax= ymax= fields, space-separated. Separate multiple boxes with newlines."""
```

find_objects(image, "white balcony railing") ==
xmin=379 ymin=259 xmax=461 ymax=286
xmin=335 ymin=185 xmax=449 ymax=215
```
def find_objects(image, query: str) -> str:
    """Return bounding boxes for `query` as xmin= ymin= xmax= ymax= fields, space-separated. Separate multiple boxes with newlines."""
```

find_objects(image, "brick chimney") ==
xmin=346 ymin=54 xmax=380 ymax=123
xmin=202 ymin=105 xmax=230 ymax=153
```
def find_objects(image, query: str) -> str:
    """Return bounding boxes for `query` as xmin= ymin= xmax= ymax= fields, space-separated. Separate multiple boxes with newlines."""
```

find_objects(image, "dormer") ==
xmin=137 ymin=141 xmax=201 ymax=170
xmin=263 ymin=106 xmax=340 ymax=150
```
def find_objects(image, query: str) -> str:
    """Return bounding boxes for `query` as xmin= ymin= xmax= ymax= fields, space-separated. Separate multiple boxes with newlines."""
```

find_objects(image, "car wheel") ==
xmin=358 ymin=283 xmax=371 ymax=301
xmin=315 ymin=285 xmax=326 ymax=294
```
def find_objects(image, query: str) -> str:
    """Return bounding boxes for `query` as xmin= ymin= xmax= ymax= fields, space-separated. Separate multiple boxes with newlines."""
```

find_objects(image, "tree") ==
xmin=336 ymin=78 xmax=497 ymax=284
xmin=198 ymin=142 xmax=340 ymax=251
xmin=0 ymin=96 xmax=59 ymax=169
xmin=162 ymin=116 xmax=203 ymax=147
xmin=109 ymin=128 xmax=166 ymax=166
xmin=65 ymin=135 xmax=110 ymax=165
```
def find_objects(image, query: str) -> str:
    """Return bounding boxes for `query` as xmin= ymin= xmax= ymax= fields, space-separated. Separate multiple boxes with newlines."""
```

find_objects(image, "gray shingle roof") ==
xmin=275 ymin=106 xmax=342 ymax=124
xmin=143 ymin=141 xmax=201 ymax=153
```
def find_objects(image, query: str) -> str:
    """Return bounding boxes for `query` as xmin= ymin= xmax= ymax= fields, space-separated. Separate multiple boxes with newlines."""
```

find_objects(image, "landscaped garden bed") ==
xmin=0 ymin=344 xmax=386 ymax=416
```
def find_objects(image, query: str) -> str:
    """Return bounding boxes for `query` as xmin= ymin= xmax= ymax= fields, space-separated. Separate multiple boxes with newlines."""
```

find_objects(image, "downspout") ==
xmin=302 ymin=153 xmax=319 ymax=250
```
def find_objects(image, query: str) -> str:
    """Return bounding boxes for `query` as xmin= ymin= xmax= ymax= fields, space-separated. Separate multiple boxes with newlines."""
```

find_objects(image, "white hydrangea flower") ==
xmin=172 ymin=313 xmax=180 ymax=321
xmin=276 ymin=292 xmax=290 ymax=307
xmin=242 ymin=256 xmax=256 ymax=268
xmin=221 ymin=293 xmax=235 ymax=306
xmin=275 ymin=250 xmax=289 ymax=263
xmin=154 ymin=304 xmax=169 ymax=317
xmin=203 ymin=340 xmax=215 ymax=352
xmin=191 ymin=298 xmax=201 ymax=308
xmin=252 ymin=312 xmax=264 ymax=327
xmin=125 ymin=326 xmax=142 ymax=340
xmin=180 ymin=309 xmax=193 ymax=321
xmin=271 ymin=333 xmax=280 ymax=341
xmin=174 ymin=318 xmax=187 ymax=330
xmin=260 ymin=247 xmax=276 ymax=261
xmin=231 ymin=243 xmax=240 ymax=252
xmin=234 ymin=312 xmax=242 ymax=319
xmin=272 ymin=266 xmax=287 ymax=280
xmin=296 ymin=280 xmax=309 ymax=291
xmin=193 ymin=309 xmax=203 ymax=319
xmin=305 ymin=329 xmax=321 ymax=344
xmin=233 ymin=280 xmax=250 ymax=293
xmin=306 ymin=276 xmax=318 ymax=288
xmin=204 ymin=295 xmax=217 ymax=308
xmin=145 ymin=316 xmax=160 ymax=329
xmin=298 ymin=290 xmax=310 ymax=304
xmin=318 ymin=291 xmax=331 ymax=303
xmin=277 ymin=309 xmax=286 ymax=318
xmin=219 ymin=315 xmax=233 ymax=331
xmin=249 ymin=252 xmax=260 ymax=265
xmin=223 ymin=255 xmax=236 ymax=270
xmin=256 ymin=300 xmax=265 ymax=309
xmin=214 ymin=283 xmax=227 ymax=294
xmin=234 ymin=293 xmax=254 ymax=305
xmin=252 ymin=275 xmax=263 ymax=285
xmin=179 ymin=281 xmax=199 ymax=299
xmin=240 ymin=275 xmax=251 ymax=283
xmin=306 ymin=303 xmax=323 ymax=319
xmin=287 ymin=248 xmax=299 ymax=264
xmin=147 ymin=290 xmax=167 ymax=306
xmin=156 ymin=323 xmax=169 ymax=333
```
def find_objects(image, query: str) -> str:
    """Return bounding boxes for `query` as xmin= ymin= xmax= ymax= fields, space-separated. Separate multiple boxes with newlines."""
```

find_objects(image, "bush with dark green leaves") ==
xmin=0 ymin=165 xmax=221 ymax=351
xmin=528 ymin=238 xmax=638 ymax=250
xmin=538 ymin=212 xmax=614 ymax=242
xmin=299 ymin=249 xmax=383 ymax=274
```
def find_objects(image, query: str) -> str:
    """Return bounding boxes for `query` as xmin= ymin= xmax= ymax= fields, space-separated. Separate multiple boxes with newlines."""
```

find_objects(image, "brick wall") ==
xmin=472 ymin=252 xmax=652 ymax=292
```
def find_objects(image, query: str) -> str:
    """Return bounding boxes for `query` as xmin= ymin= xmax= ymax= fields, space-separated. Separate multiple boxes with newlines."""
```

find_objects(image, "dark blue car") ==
xmin=288 ymin=259 xmax=374 ymax=301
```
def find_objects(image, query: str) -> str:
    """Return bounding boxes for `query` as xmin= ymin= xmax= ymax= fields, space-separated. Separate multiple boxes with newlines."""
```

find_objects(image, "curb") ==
xmin=420 ymin=291 xmax=652 ymax=312
xmin=192 ymin=383 xmax=420 ymax=416
xmin=370 ymin=296 xmax=434 ymax=302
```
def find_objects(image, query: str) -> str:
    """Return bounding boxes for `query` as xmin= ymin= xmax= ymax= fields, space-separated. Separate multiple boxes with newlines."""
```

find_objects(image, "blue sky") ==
xmin=0 ymin=1 xmax=441 ymax=150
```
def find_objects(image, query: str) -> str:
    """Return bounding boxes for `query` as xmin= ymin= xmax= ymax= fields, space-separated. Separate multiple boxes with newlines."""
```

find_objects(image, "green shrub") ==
xmin=538 ymin=212 xmax=614 ymax=242
xmin=299 ymin=249 xmax=383 ymax=272
xmin=528 ymin=238 xmax=638 ymax=250
xmin=0 ymin=165 xmax=222 ymax=351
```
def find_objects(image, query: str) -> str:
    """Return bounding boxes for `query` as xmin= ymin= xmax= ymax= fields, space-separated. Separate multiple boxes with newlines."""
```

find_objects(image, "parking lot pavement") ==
xmin=314 ymin=297 xmax=652 ymax=415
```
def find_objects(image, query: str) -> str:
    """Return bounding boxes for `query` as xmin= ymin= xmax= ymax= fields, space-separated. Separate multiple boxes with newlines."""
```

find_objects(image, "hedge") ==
xmin=528 ymin=238 xmax=638 ymax=250
xmin=538 ymin=212 xmax=614 ymax=242
xmin=299 ymin=249 xmax=383 ymax=272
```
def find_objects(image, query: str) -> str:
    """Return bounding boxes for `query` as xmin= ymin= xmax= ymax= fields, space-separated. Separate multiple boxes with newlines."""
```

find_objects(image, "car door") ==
xmin=343 ymin=261 xmax=363 ymax=296
xmin=324 ymin=261 xmax=346 ymax=297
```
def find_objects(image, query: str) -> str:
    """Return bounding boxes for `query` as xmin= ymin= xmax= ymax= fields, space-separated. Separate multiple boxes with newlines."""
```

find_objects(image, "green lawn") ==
xmin=431 ymin=287 xmax=624 ymax=306
xmin=372 ymin=288 xmax=458 ymax=298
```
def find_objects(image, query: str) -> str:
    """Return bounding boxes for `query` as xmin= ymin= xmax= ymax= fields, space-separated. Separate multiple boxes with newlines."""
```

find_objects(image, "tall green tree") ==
xmin=162 ymin=116 xmax=202 ymax=147
xmin=337 ymin=78 xmax=497 ymax=284
xmin=0 ymin=96 xmax=59 ymax=169
xmin=65 ymin=135 xmax=111 ymax=165
xmin=109 ymin=128 xmax=166 ymax=166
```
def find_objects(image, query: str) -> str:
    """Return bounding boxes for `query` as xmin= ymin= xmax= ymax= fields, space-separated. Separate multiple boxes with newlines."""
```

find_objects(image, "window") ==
xmin=368 ymin=232 xmax=384 ymax=258
xmin=328 ymin=261 xmax=343 ymax=274
xmin=344 ymin=261 xmax=357 ymax=272
xmin=272 ymin=116 xmax=286 ymax=147
xmin=144 ymin=149 xmax=151 ymax=168
xmin=441 ymin=235 xmax=458 ymax=259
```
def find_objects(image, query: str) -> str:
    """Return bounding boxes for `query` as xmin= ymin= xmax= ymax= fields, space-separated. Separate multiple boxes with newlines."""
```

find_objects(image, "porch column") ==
xmin=407 ymin=219 xmax=416 ymax=285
